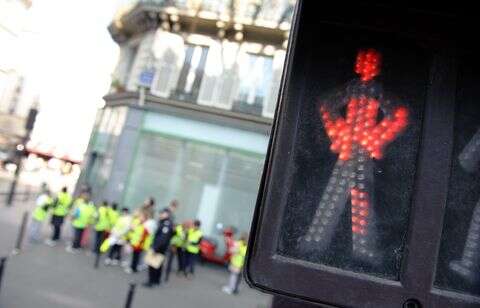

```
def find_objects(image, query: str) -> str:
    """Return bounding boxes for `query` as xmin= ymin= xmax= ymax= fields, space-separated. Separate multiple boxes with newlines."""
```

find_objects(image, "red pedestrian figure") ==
xmin=303 ymin=49 xmax=409 ymax=264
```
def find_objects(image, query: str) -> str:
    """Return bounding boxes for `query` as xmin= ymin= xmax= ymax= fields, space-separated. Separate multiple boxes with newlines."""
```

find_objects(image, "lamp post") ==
xmin=6 ymin=107 xmax=37 ymax=206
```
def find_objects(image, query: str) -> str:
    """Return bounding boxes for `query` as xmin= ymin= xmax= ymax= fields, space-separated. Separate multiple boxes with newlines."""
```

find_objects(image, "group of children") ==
xmin=29 ymin=186 xmax=248 ymax=293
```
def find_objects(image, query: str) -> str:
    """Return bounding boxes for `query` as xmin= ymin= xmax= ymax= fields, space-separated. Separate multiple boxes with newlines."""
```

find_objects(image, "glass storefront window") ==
xmin=88 ymin=106 xmax=127 ymax=196
xmin=122 ymin=131 xmax=264 ymax=249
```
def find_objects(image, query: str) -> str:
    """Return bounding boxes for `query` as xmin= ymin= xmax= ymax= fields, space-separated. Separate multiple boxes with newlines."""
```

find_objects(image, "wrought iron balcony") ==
xmin=109 ymin=0 xmax=293 ymax=45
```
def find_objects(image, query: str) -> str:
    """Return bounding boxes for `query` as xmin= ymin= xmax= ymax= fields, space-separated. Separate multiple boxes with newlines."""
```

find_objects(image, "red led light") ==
xmin=306 ymin=49 xmax=409 ymax=262
xmin=354 ymin=49 xmax=382 ymax=82
xmin=322 ymin=98 xmax=409 ymax=160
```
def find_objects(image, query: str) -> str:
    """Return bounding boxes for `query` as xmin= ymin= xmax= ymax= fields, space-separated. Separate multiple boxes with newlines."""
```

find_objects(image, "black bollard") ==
xmin=124 ymin=283 xmax=136 ymax=308
xmin=94 ymin=252 xmax=101 ymax=269
xmin=0 ymin=257 xmax=6 ymax=296
xmin=12 ymin=211 xmax=29 ymax=255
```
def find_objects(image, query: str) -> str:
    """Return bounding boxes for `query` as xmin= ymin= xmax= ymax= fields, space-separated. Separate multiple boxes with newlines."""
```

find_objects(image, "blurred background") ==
xmin=0 ymin=0 xmax=295 ymax=307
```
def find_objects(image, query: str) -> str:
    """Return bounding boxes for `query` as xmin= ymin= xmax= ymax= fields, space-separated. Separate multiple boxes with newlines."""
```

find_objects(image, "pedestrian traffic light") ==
xmin=245 ymin=2 xmax=479 ymax=307
xmin=25 ymin=108 xmax=38 ymax=131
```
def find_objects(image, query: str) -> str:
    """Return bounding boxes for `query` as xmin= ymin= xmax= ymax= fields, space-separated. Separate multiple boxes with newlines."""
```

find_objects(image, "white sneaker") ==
xmin=66 ymin=246 xmax=79 ymax=254
xmin=111 ymin=260 xmax=119 ymax=266
xmin=222 ymin=286 xmax=233 ymax=295
xmin=121 ymin=261 xmax=129 ymax=268
xmin=104 ymin=258 xmax=112 ymax=266
xmin=124 ymin=268 xmax=133 ymax=274
xmin=45 ymin=239 xmax=56 ymax=247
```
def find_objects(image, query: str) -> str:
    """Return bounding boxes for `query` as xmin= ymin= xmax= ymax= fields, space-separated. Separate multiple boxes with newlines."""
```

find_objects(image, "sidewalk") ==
xmin=0 ymin=198 xmax=271 ymax=308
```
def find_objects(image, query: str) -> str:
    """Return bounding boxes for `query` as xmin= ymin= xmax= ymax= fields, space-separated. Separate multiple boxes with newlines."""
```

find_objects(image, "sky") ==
xmin=20 ymin=0 xmax=122 ymax=161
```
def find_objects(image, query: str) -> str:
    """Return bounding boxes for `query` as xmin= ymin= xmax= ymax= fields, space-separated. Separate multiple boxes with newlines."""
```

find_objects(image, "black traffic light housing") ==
xmin=246 ymin=2 xmax=478 ymax=307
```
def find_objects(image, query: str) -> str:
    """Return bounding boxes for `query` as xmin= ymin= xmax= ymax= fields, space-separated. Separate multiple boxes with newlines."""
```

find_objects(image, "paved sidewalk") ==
xmin=0 ymin=197 xmax=271 ymax=308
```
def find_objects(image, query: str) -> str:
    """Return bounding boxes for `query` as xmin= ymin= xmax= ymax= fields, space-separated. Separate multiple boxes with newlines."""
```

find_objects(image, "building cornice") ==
xmin=103 ymin=91 xmax=273 ymax=134
xmin=108 ymin=2 xmax=289 ymax=46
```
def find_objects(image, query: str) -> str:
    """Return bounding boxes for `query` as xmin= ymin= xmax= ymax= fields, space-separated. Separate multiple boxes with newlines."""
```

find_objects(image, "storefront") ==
xmin=81 ymin=102 xmax=269 ymax=248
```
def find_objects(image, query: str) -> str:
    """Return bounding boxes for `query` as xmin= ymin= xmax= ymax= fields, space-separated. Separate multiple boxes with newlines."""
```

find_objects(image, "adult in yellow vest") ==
xmin=222 ymin=233 xmax=248 ymax=295
xmin=29 ymin=190 xmax=53 ymax=243
xmin=184 ymin=219 xmax=203 ymax=277
xmin=46 ymin=187 xmax=72 ymax=246
xmin=93 ymin=200 xmax=110 ymax=253
xmin=165 ymin=220 xmax=187 ymax=281
xmin=107 ymin=202 xmax=120 ymax=233
xmin=68 ymin=192 xmax=96 ymax=252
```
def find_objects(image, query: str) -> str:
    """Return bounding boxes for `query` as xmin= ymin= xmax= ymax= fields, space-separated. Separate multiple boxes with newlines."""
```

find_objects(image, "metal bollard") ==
xmin=0 ymin=257 xmax=6 ymax=296
xmin=124 ymin=283 xmax=136 ymax=308
xmin=12 ymin=211 xmax=29 ymax=255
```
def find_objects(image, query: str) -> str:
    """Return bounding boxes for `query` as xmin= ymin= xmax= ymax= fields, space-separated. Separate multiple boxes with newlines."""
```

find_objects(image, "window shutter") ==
xmin=126 ymin=32 xmax=155 ymax=91
xmin=197 ymin=41 xmax=223 ymax=106
xmin=214 ymin=65 xmax=239 ymax=110
xmin=151 ymin=31 xmax=185 ymax=98
xmin=263 ymin=50 xmax=286 ymax=118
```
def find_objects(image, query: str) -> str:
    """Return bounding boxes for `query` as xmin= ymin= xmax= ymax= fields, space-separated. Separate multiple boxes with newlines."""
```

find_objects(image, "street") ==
xmin=0 ymin=191 xmax=271 ymax=308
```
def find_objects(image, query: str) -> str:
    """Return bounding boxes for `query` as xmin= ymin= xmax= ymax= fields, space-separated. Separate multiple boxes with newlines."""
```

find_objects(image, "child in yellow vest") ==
xmin=29 ymin=190 xmax=53 ymax=243
xmin=103 ymin=207 xmax=132 ymax=266
xmin=125 ymin=209 xmax=156 ymax=273
xmin=222 ymin=233 xmax=248 ymax=295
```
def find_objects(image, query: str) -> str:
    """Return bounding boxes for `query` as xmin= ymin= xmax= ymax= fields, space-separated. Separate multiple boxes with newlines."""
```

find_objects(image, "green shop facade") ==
xmin=79 ymin=92 xmax=272 ymax=249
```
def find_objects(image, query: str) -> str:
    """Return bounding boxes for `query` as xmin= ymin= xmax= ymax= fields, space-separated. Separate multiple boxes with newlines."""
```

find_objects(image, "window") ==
xmin=233 ymin=53 xmax=273 ymax=116
xmin=122 ymin=132 xmax=264 ymax=251
xmin=88 ymin=107 xmax=127 ymax=198
xmin=172 ymin=44 xmax=209 ymax=102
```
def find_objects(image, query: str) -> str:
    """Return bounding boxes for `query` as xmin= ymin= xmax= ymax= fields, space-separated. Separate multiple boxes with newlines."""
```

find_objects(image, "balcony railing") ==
xmin=116 ymin=0 xmax=294 ymax=28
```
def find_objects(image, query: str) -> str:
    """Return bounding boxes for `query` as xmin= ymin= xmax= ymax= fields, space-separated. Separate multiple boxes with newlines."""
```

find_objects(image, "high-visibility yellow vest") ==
xmin=129 ymin=223 xmax=144 ymax=246
xmin=94 ymin=206 xmax=110 ymax=231
xmin=230 ymin=240 xmax=247 ymax=269
xmin=100 ymin=215 xmax=131 ymax=253
xmin=127 ymin=216 xmax=141 ymax=241
xmin=33 ymin=196 xmax=53 ymax=222
xmin=107 ymin=208 xmax=119 ymax=230
xmin=130 ymin=223 xmax=154 ymax=251
xmin=186 ymin=228 xmax=203 ymax=254
xmin=144 ymin=232 xmax=153 ymax=251
xmin=53 ymin=192 xmax=72 ymax=217
xmin=170 ymin=225 xmax=185 ymax=247
xmin=72 ymin=199 xmax=95 ymax=229
xmin=112 ymin=215 xmax=130 ymax=235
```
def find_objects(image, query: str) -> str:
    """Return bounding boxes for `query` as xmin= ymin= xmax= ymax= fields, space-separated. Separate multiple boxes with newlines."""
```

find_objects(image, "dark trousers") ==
xmin=108 ymin=244 xmax=122 ymax=261
xmin=72 ymin=227 xmax=84 ymax=249
xmin=130 ymin=250 xmax=142 ymax=272
xmin=185 ymin=252 xmax=198 ymax=275
xmin=148 ymin=265 xmax=163 ymax=285
xmin=51 ymin=215 xmax=64 ymax=241
xmin=93 ymin=230 xmax=105 ymax=253
xmin=165 ymin=247 xmax=186 ymax=281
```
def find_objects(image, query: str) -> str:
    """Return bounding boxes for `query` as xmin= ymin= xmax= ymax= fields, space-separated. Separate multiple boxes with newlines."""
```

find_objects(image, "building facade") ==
xmin=79 ymin=0 xmax=294 ymax=247
xmin=0 ymin=0 xmax=34 ymax=158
